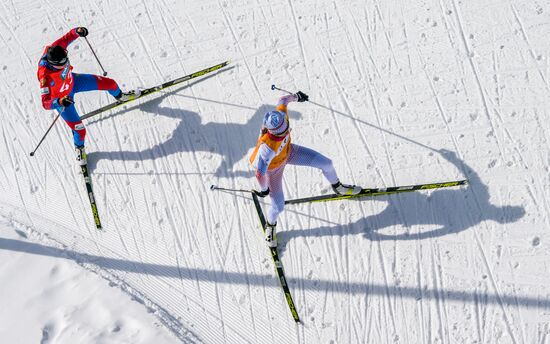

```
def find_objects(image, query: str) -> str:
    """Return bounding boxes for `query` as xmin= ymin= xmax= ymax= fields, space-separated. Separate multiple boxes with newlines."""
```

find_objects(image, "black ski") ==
xmin=251 ymin=193 xmax=300 ymax=323
xmin=285 ymin=179 xmax=468 ymax=205
xmin=81 ymin=164 xmax=102 ymax=229
xmin=81 ymin=60 xmax=231 ymax=120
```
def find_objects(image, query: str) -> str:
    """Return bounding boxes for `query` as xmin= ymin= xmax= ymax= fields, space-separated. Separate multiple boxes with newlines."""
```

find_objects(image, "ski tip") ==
xmin=271 ymin=84 xmax=276 ymax=90
xmin=209 ymin=184 xmax=216 ymax=190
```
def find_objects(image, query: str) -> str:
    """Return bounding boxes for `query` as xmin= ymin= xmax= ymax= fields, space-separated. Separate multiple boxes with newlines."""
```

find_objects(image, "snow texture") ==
xmin=0 ymin=0 xmax=549 ymax=343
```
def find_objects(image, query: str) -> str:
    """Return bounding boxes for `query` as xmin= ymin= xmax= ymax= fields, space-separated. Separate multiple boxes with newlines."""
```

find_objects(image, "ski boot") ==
xmin=76 ymin=145 xmax=87 ymax=166
xmin=115 ymin=89 xmax=141 ymax=102
xmin=265 ymin=222 xmax=278 ymax=248
xmin=332 ymin=181 xmax=362 ymax=195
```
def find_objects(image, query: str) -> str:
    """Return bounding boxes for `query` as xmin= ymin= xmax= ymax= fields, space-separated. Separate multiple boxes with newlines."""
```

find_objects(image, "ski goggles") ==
xmin=48 ymin=56 xmax=69 ymax=67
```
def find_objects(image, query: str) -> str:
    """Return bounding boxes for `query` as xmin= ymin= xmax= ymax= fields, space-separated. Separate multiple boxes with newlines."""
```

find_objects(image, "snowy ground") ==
xmin=1 ymin=0 xmax=549 ymax=343
xmin=0 ymin=218 xmax=174 ymax=343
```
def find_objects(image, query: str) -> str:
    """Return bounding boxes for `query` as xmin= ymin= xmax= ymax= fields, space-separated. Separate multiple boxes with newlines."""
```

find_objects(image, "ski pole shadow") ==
xmin=87 ymin=98 xmax=303 ymax=177
xmin=277 ymin=149 xmax=525 ymax=252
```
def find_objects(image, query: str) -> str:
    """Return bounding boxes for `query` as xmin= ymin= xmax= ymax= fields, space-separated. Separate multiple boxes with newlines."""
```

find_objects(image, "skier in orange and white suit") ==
xmin=250 ymin=91 xmax=361 ymax=247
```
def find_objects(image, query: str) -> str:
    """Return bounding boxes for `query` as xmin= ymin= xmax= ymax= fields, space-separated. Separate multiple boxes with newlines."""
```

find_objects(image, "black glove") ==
xmin=295 ymin=91 xmax=309 ymax=102
xmin=76 ymin=27 xmax=88 ymax=37
xmin=253 ymin=188 xmax=270 ymax=198
xmin=59 ymin=96 xmax=74 ymax=107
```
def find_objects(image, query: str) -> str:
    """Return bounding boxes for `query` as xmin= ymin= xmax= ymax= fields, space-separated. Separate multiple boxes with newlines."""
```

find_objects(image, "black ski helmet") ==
xmin=46 ymin=45 xmax=68 ymax=66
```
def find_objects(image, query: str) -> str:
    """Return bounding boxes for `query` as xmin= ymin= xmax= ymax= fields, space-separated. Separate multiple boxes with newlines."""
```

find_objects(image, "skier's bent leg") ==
xmin=287 ymin=144 xmax=361 ymax=195
xmin=267 ymin=194 xmax=285 ymax=225
xmin=72 ymin=73 xmax=121 ymax=97
xmin=287 ymin=144 xmax=339 ymax=184
xmin=94 ymin=75 xmax=121 ymax=97
xmin=60 ymin=104 xmax=86 ymax=147
xmin=266 ymin=165 xmax=286 ymax=224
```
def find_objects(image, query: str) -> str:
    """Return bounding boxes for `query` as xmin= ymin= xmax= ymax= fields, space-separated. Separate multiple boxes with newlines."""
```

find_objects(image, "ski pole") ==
xmin=29 ymin=113 xmax=60 ymax=156
xmin=271 ymin=84 xmax=293 ymax=95
xmin=84 ymin=37 xmax=108 ymax=76
xmin=210 ymin=184 xmax=253 ymax=194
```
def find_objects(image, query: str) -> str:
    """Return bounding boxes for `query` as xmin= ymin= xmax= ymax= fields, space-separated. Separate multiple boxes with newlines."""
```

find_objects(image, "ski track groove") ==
xmin=285 ymin=169 xmax=321 ymax=340
xmin=509 ymin=258 xmax=527 ymax=344
xmin=416 ymin=47 xmax=462 ymax=154
xmin=287 ymin=0 xmax=312 ymax=90
xmin=215 ymin=76 xmax=240 ymax=269
xmin=449 ymin=3 xmax=535 ymax=341
xmin=397 ymin=0 xmax=413 ymax=75
xmin=327 ymin=7 xmax=371 ymax=340
xmin=510 ymin=3 xmax=550 ymax=96
xmin=457 ymin=144 xmax=520 ymax=344
xmin=415 ymin=240 xmax=427 ymax=342
xmin=492 ymin=49 xmax=502 ymax=108
xmin=431 ymin=240 xmax=450 ymax=343
xmin=474 ymin=287 xmax=483 ymax=343
xmin=449 ymin=0 xmax=506 ymax=159
xmin=373 ymin=1 xmax=400 ymax=70
xmin=437 ymin=0 xmax=470 ymax=96
xmin=119 ymin=2 xmax=216 ymax=316
xmin=317 ymin=46 xmax=365 ymax=341
xmin=0 ymin=5 xmax=33 ymax=66
xmin=319 ymin=14 xmax=406 ymax=338
xmin=487 ymin=98 xmax=550 ymax=229
xmin=217 ymin=0 xmax=263 ymax=101
xmin=156 ymin=43 xmax=232 ymax=342
xmin=1 ymin=126 xmax=36 ymax=229
xmin=103 ymin=122 xmax=137 ymax=259
xmin=343 ymin=3 xmax=414 ymax=239
xmin=317 ymin=42 xmax=386 ymax=185
xmin=150 ymin=4 xmax=235 ymax=337
xmin=284 ymin=181 xmax=308 ymax=333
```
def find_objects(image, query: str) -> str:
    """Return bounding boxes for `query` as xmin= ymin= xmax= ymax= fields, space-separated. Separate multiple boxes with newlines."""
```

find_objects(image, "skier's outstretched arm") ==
xmin=50 ymin=28 xmax=80 ymax=49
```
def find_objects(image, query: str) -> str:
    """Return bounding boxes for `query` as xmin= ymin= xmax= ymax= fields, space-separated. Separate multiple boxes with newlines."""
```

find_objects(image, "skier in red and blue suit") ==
xmin=37 ymin=27 xmax=137 ymax=165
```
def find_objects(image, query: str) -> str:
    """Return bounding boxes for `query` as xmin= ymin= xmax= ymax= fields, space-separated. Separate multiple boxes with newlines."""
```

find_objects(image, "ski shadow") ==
xmin=277 ymin=149 xmax=525 ymax=253
xmin=87 ymin=98 xmax=303 ymax=177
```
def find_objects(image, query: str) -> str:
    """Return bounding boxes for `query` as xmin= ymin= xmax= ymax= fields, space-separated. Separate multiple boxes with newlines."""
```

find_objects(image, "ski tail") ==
xmin=251 ymin=194 xmax=300 ymax=323
xmin=285 ymin=179 xmax=468 ymax=205
xmin=81 ymin=164 xmax=102 ymax=230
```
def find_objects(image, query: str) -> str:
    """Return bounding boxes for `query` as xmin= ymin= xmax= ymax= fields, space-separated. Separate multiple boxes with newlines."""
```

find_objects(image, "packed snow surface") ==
xmin=0 ymin=0 xmax=549 ymax=343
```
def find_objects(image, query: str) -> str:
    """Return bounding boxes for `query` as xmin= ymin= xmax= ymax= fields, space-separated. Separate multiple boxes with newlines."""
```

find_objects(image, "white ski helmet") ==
xmin=263 ymin=110 xmax=288 ymax=135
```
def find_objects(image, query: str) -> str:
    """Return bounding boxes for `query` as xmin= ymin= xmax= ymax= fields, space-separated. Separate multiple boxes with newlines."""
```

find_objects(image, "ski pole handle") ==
xmin=84 ymin=37 xmax=108 ymax=76
xmin=30 ymin=113 xmax=61 ymax=157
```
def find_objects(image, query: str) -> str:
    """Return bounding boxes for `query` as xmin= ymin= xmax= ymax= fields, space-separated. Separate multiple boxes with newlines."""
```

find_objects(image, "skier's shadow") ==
xmin=87 ymin=98 xmax=302 ymax=177
xmin=278 ymin=149 xmax=525 ymax=253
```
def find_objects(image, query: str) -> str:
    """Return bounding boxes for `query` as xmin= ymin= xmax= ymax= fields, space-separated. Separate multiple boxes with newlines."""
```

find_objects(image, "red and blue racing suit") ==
xmin=37 ymin=28 xmax=122 ymax=147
